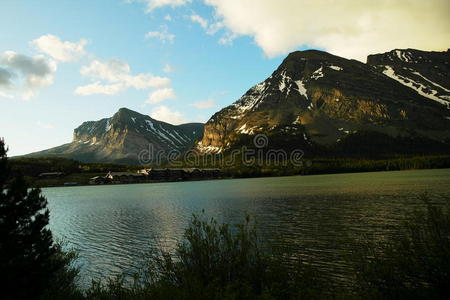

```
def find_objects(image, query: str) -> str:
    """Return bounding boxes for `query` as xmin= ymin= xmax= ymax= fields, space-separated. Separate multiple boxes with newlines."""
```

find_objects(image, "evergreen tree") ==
xmin=0 ymin=138 xmax=80 ymax=299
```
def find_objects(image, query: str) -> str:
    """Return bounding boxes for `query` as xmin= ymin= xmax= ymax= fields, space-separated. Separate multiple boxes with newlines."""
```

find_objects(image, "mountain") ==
xmin=367 ymin=49 xmax=450 ymax=107
xmin=196 ymin=49 xmax=450 ymax=156
xmin=25 ymin=108 xmax=204 ymax=164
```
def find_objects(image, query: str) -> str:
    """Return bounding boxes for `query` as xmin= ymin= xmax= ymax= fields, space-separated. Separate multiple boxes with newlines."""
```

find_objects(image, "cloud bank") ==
xmin=151 ymin=105 xmax=187 ymax=124
xmin=191 ymin=98 xmax=216 ymax=109
xmin=0 ymin=51 xmax=57 ymax=99
xmin=140 ymin=0 xmax=191 ymax=12
xmin=204 ymin=0 xmax=450 ymax=60
xmin=145 ymin=24 xmax=175 ymax=44
xmin=31 ymin=34 xmax=87 ymax=62
xmin=76 ymin=59 xmax=170 ymax=95
xmin=146 ymin=87 xmax=176 ymax=103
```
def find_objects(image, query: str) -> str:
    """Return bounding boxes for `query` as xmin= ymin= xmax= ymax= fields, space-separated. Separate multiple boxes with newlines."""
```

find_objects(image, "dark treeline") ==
xmin=173 ymin=155 xmax=450 ymax=178
xmin=9 ymin=157 xmax=138 ymax=177
xmin=7 ymin=157 xmax=141 ymax=187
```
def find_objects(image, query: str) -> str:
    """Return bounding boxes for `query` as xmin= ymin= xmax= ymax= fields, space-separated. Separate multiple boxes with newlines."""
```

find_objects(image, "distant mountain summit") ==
xmin=196 ymin=49 xmax=450 ymax=155
xmin=26 ymin=108 xmax=203 ymax=164
xmin=367 ymin=48 xmax=450 ymax=107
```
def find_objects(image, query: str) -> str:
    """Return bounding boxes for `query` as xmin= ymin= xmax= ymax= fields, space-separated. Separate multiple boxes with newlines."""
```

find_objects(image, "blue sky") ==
xmin=1 ymin=0 xmax=448 ymax=155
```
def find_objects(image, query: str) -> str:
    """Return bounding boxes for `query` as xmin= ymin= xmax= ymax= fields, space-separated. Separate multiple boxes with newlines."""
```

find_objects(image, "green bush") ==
xmin=85 ymin=215 xmax=329 ymax=300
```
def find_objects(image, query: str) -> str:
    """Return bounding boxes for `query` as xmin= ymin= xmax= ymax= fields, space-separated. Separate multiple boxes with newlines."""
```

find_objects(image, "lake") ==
xmin=43 ymin=169 xmax=450 ymax=288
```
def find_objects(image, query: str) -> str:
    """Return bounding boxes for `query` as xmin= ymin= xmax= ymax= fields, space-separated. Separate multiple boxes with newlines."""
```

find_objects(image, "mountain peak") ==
xmin=285 ymin=49 xmax=337 ymax=60
xmin=24 ymin=107 xmax=204 ymax=164
xmin=196 ymin=48 xmax=450 ymax=154
xmin=114 ymin=107 xmax=144 ymax=119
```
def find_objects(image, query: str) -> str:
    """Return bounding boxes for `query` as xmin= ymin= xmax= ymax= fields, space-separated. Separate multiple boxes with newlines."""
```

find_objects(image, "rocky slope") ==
xmin=26 ymin=108 xmax=203 ymax=164
xmin=196 ymin=49 xmax=450 ymax=155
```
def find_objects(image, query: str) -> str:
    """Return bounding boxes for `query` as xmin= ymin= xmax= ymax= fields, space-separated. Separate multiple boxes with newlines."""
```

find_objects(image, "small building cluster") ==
xmin=89 ymin=168 xmax=222 ymax=185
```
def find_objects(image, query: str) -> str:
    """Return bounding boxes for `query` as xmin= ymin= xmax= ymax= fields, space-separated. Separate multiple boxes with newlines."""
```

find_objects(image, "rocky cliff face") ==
xmin=196 ymin=49 xmax=450 ymax=154
xmin=26 ymin=108 xmax=203 ymax=164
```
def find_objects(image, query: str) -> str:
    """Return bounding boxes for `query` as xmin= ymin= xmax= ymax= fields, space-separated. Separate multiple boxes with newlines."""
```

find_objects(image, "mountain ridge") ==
xmin=25 ymin=107 xmax=204 ymax=164
xmin=23 ymin=48 xmax=450 ymax=164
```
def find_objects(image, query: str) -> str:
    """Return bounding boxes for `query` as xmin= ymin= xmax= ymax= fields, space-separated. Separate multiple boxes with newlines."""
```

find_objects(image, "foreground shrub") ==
xmin=0 ymin=138 xmax=81 ymax=300
xmin=354 ymin=195 xmax=450 ymax=299
xmin=86 ymin=215 xmax=329 ymax=300
xmin=86 ymin=197 xmax=450 ymax=299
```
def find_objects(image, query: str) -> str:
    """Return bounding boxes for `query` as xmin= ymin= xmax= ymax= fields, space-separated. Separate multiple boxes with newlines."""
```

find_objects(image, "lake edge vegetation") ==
xmin=8 ymin=154 xmax=450 ymax=188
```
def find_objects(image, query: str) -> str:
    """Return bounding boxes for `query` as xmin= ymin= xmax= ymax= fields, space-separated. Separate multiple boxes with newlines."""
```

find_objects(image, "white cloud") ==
xmin=0 ymin=67 xmax=14 ymax=87
xmin=31 ymin=34 xmax=87 ymax=62
xmin=36 ymin=120 xmax=54 ymax=129
xmin=146 ymin=87 xmax=176 ymax=103
xmin=164 ymin=14 xmax=173 ymax=21
xmin=190 ymin=14 xmax=208 ymax=29
xmin=0 ymin=91 xmax=14 ymax=99
xmin=81 ymin=59 xmax=129 ymax=82
xmin=204 ymin=0 xmax=450 ymax=61
xmin=218 ymin=32 xmax=238 ymax=45
xmin=74 ymin=82 xmax=126 ymax=96
xmin=76 ymin=59 xmax=170 ymax=95
xmin=140 ymin=0 xmax=192 ymax=12
xmin=145 ymin=25 xmax=175 ymax=44
xmin=189 ymin=14 xmax=225 ymax=36
xmin=150 ymin=105 xmax=187 ymax=124
xmin=191 ymin=98 xmax=216 ymax=109
xmin=163 ymin=63 xmax=174 ymax=73
xmin=123 ymin=73 xmax=170 ymax=89
xmin=0 ymin=51 xmax=57 ymax=99
xmin=206 ymin=22 xmax=224 ymax=35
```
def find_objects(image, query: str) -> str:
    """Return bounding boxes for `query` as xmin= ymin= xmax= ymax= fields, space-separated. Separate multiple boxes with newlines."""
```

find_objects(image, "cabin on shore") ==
xmin=89 ymin=176 xmax=109 ymax=185
xmin=105 ymin=172 xmax=146 ymax=184
xmin=138 ymin=168 xmax=222 ymax=181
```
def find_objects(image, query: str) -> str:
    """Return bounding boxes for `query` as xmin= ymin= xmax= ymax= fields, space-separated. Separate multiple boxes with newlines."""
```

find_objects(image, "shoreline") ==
xmin=36 ymin=166 xmax=450 ymax=189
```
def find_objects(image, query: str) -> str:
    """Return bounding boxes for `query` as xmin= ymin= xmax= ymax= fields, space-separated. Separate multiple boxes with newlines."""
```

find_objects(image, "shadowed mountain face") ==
xmin=25 ymin=108 xmax=204 ymax=164
xmin=196 ymin=49 xmax=450 ymax=155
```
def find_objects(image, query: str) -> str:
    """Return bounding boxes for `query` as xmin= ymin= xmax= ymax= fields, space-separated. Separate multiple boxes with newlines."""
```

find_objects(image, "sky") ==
xmin=1 ymin=0 xmax=449 ymax=156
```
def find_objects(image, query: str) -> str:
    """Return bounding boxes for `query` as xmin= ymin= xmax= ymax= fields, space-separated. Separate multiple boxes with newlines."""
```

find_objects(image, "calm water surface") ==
xmin=43 ymin=169 xmax=450 ymax=287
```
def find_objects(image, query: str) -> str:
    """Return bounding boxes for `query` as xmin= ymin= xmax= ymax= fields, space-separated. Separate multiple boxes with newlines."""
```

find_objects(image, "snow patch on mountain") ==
xmin=278 ymin=70 xmax=292 ymax=95
xmin=411 ymin=71 xmax=450 ymax=93
xmin=232 ymin=81 xmax=268 ymax=116
xmin=294 ymin=80 xmax=308 ymax=99
xmin=105 ymin=119 xmax=112 ymax=132
xmin=329 ymin=65 xmax=343 ymax=71
xmin=311 ymin=66 xmax=324 ymax=80
xmin=382 ymin=66 xmax=449 ymax=106
xmin=145 ymin=119 xmax=156 ymax=132
xmin=196 ymin=141 xmax=222 ymax=153
xmin=293 ymin=116 xmax=301 ymax=124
